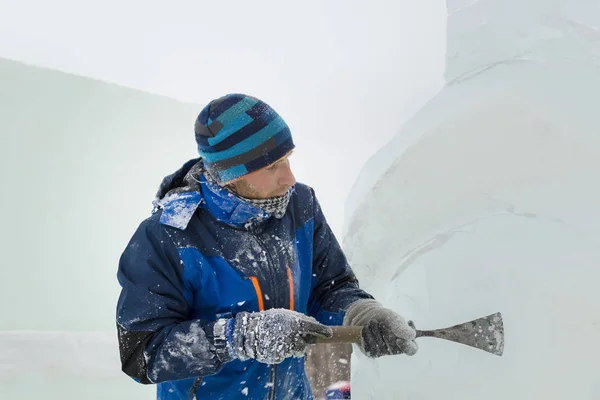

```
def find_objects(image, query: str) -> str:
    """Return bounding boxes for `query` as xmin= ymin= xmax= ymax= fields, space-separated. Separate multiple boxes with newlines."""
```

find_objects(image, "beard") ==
xmin=228 ymin=179 xmax=289 ymax=200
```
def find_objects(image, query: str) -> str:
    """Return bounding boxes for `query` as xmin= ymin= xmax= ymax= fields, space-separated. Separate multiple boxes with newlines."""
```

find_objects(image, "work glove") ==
xmin=344 ymin=299 xmax=418 ymax=358
xmin=219 ymin=308 xmax=333 ymax=365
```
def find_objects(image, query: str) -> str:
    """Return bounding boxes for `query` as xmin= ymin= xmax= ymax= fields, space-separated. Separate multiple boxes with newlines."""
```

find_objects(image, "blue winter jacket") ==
xmin=116 ymin=159 xmax=371 ymax=400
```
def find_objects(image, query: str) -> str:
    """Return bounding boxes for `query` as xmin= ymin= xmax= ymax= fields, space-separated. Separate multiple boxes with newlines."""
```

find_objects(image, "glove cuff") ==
xmin=343 ymin=299 xmax=384 ymax=327
xmin=226 ymin=311 xmax=256 ymax=361
xmin=213 ymin=317 xmax=236 ymax=363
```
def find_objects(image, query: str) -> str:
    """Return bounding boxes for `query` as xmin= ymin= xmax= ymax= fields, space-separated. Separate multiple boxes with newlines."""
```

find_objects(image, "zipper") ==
xmin=187 ymin=377 xmax=202 ymax=400
xmin=269 ymin=365 xmax=277 ymax=400
xmin=254 ymin=234 xmax=280 ymax=309
xmin=251 ymin=231 xmax=291 ymax=400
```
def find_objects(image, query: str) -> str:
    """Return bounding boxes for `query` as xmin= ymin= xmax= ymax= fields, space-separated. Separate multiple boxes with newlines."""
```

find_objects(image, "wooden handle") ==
xmin=311 ymin=326 xmax=429 ymax=345
xmin=310 ymin=326 xmax=363 ymax=344
xmin=312 ymin=326 xmax=424 ymax=344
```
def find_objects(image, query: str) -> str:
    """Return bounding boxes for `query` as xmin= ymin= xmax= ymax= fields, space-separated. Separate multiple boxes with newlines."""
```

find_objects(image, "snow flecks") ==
xmin=148 ymin=321 xmax=213 ymax=382
xmin=158 ymin=193 xmax=201 ymax=230
xmin=229 ymin=235 xmax=269 ymax=276
xmin=241 ymin=387 xmax=249 ymax=396
xmin=236 ymin=309 xmax=322 ymax=364
xmin=270 ymin=234 xmax=296 ymax=259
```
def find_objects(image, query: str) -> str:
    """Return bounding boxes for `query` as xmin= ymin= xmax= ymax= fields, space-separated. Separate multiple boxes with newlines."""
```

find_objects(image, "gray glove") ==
xmin=223 ymin=308 xmax=333 ymax=364
xmin=344 ymin=299 xmax=418 ymax=358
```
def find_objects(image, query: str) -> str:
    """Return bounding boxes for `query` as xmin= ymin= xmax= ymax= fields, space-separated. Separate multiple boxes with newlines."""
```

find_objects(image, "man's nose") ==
xmin=279 ymin=162 xmax=296 ymax=187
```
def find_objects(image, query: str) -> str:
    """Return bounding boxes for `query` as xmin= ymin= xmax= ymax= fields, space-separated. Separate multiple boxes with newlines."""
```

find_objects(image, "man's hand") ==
xmin=224 ymin=309 xmax=333 ymax=364
xmin=344 ymin=299 xmax=418 ymax=358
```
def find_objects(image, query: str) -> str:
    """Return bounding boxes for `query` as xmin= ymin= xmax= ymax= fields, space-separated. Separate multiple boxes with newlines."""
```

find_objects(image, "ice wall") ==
xmin=0 ymin=332 xmax=154 ymax=399
xmin=344 ymin=0 xmax=600 ymax=398
xmin=0 ymin=57 xmax=196 ymax=399
xmin=0 ymin=57 xmax=199 ymax=331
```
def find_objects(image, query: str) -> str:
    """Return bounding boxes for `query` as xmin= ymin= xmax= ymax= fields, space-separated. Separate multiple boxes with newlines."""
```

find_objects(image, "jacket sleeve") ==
xmin=307 ymin=191 xmax=373 ymax=326
xmin=116 ymin=215 xmax=226 ymax=384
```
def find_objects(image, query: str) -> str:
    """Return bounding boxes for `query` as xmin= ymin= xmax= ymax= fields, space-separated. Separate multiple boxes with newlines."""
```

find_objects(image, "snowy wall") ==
xmin=344 ymin=0 xmax=600 ymax=398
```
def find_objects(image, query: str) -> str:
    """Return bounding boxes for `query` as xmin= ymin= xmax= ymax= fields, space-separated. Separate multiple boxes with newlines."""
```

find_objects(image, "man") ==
xmin=116 ymin=93 xmax=418 ymax=399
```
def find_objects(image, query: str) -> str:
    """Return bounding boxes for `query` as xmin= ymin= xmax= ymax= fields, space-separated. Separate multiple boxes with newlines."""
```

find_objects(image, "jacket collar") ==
xmin=197 ymin=174 xmax=270 ymax=228
xmin=155 ymin=158 xmax=269 ymax=230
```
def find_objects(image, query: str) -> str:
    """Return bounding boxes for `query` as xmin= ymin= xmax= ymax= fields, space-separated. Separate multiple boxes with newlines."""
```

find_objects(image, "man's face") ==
xmin=228 ymin=153 xmax=296 ymax=199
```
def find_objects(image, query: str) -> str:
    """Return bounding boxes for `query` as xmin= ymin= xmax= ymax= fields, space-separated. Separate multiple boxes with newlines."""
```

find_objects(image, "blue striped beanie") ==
xmin=194 ymin=93 xmax=295 ymax=184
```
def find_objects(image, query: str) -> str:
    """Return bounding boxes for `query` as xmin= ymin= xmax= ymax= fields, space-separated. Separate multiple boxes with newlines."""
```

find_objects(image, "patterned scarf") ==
xmin=237 ymin=191 xmax=291 ymax=219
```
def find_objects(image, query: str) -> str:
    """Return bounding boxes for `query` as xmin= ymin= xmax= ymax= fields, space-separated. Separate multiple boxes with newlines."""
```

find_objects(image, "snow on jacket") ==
xmin=116 ymin=158 xmax=372 ymax=400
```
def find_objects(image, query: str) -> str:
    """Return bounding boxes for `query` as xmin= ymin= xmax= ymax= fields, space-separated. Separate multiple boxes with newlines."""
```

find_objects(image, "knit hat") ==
xmin=194 ymin=93 xmax=295 ymax=184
